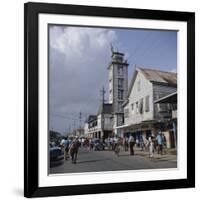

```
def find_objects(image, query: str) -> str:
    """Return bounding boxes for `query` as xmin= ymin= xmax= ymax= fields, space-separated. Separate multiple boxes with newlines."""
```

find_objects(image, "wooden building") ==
xmin=118 ymin=68 xmax=177 ymax=147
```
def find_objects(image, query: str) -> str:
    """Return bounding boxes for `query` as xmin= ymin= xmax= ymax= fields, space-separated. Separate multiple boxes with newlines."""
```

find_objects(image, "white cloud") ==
xmin=170 ymin=68 xmax=177 ymax=73
xmin=50 ymin=26 xmax=117 ymax=62
xmin=49 ymin=25 xmax=118 ymax=133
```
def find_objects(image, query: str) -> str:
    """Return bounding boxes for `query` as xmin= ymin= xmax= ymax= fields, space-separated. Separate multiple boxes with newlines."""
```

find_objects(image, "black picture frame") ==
xmin=24 ymin=2 xmax=195 ymax=198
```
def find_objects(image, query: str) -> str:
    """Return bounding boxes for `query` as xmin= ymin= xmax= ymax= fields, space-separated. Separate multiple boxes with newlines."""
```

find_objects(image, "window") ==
xmin=131 ymin=103 xmax=134 ymax=111
xmin=139 ymin=98 xmax=144 ymax=114
xmin=124 ymin=108 xmax=129 ymax=118
xmin=145 ymin=95 xmax=150 ymax=112
xmin=136 ymin=102 xmax=139 ymax=113
xmin=156 ymin=94 xmax=168 ymax=112
xmin=118 ymin=66 xmax=123 ymax=75
xmin=110 ymin=117 xmax=113 ymax=124
xmin=118 ymin=89 xmax=123 ymax=100
xmin=118 ymin=78 xmax=123 ymax=89
xmin=117 ymin=115 xmax=124 ymax=126
xmin=158 ymin=103 xmax=168 ymax=112
xmin=105 ymin=117 xmax=112 ymax=125
xmin=113 ymin=54 xmax=123 ymax=62
xmin=137 ymin=80 xmax=141 ymax=91
xmin=118 ymin=101 xmax=123 ymax=112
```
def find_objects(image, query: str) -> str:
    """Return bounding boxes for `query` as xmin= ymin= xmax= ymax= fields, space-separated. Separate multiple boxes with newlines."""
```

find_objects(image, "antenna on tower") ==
xmin=110 ymin=43 xmax=114 ymax=54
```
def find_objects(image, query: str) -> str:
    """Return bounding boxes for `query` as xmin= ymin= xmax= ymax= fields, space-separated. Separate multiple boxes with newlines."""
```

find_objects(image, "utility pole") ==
xmin=69 ymin=125 xmax=71 ymax=136
xmin=67 ymin=125 xmax=71 ymax=136
xmin=79 ymin=112 xmax=82 ymax=137
xmin=79 ymin=112 xmax=82 ymax=129
xmin=73 ymin=120 xmax=76 ymax=136
xmin=100 ymin=86 xmax=105 ymax=141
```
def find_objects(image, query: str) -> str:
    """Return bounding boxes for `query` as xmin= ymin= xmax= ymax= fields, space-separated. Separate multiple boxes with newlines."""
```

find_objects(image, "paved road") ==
xmin=49 ymin=147 xmax=177 ymax=174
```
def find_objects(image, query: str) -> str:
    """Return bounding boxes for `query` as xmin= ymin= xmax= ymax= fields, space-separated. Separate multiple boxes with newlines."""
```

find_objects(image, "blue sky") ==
xmin=49 ymin=25 xmax=177 ymax=134
xmin=115 ymin=29 xmax=177 ymax=75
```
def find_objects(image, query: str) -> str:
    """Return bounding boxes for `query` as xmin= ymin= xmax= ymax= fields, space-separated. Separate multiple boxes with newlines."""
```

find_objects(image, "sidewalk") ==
xmin=104 ymin=146 xmax=177 ymax=163
xmin=133 ymin=147 xmax=177 ymax=162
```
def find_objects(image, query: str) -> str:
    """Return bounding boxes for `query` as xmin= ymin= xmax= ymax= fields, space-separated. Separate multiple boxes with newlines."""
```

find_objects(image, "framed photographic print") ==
xmin=24 ymin=2 xmax=195 ymax=198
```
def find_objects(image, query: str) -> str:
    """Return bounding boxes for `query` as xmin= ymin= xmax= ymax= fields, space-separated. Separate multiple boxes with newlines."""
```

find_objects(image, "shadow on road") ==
xmin=117 ymin=154 xmax=131 ymax=157
xmin=77 ymin=158 xmax=111 ymax=164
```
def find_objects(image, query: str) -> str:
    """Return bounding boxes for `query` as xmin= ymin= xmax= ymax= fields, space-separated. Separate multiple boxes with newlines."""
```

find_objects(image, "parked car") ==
xmin=92 ymin=138 xmax=105 ymax=151
xmin=49 ymin=145 xmax=64 ymax=167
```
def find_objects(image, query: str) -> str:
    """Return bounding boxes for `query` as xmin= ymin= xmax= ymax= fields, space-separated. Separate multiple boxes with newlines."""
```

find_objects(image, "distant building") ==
xmin=84 ymin=115 xmax=97 ymax=138
xmin=84 ymin=104 xmax=113 ymax=139
xmin=117 ymin=68 xmax=177 ymax=147
xmin=73 ymin=128 xmax=84 ymax=137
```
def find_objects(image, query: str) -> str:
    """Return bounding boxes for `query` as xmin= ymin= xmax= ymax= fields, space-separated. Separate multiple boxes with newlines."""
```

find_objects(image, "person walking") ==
xmin=113 ymin=137 xmax=121 ymax=156
xmin=124 ymin=137 xmax=129 ymax=152
xmin=89 ymin=138 xmax=93 ymax=151
xmin=139 ymin=135 xmax=144 ymax=151
xmin=156 ymin=131 xmax=163 ymax=155
xmin=129 ymin=136 xmax=135 ymax=155
xmin=162 ymin=133 xmax=167 ymax=154
xmin=149 ymin=136 xmax=155 ymax=158
xmin=60 ymin=137 xmax=69 ymax=160
xmin=69 ymin=137 xmax=80 ymax=164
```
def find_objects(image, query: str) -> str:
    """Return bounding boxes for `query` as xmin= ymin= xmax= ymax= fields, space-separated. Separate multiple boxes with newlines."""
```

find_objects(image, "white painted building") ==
xmin=84 ymin=104 xmax=113 ymax=139
xmin=84 ymin=50 xmax=177 ymax=147
xmin=120 ymin=68 xmax=177 ymax=143
xmin=73 ymin=128 xmax=84 ymax=137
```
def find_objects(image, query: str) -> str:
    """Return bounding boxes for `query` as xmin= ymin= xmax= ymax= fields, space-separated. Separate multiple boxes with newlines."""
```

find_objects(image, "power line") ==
xmin=50 ymin=113 xmax=79 ymax=121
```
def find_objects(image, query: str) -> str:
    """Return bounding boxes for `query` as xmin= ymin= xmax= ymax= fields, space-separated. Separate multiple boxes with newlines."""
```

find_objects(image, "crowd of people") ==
xmin=49 ymin=131 xmax=167 ymax=165
xmin=104 ymin=131 xmax=167 ymax=158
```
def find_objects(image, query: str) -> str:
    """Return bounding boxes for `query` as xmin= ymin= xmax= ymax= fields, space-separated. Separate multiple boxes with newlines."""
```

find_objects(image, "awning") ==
xmin=115 ymin=120 xmax=157 ymax=130
xmin=154 ymin=92 xmax=177 ymax=104
xmin=115 ymin=124 xmax=129 ymax=129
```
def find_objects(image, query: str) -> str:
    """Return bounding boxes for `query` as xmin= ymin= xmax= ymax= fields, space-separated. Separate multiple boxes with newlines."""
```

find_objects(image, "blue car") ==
xmin=49 ymin=146 xmax=64 ymax=167
xmin=92 ymin=139 xmax=105 ymax=151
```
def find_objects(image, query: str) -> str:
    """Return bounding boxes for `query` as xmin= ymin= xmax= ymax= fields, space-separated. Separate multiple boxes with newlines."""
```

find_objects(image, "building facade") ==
xmin=73 ymin=128 xmax=85 ymax=137
xmin=120 ymin=68 xmax=177 ymax=146
xmin=84 ymin=104 xmax=113 ymax=139
xmin=84 ymin=49 xmax=177 ymax=148
xmin=154 ymin=92 xmax=177 ymax=148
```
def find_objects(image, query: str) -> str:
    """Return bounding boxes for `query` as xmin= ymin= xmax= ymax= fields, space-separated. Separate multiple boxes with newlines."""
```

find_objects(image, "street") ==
xmin=49 ymin=146 xmax=177 ymax=174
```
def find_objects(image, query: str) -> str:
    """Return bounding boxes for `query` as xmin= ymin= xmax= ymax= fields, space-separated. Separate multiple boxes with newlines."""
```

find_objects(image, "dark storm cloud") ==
xmin=49 ymin=26 xmax=117 ymax=133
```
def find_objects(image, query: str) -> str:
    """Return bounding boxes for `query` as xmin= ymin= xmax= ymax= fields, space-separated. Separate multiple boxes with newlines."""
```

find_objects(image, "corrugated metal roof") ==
xmin=127 ymin=67 xmax=177 ymax=98
xmin=139 ymin=68 xmax=177 ymax=86
xmin=85 ymin=115 xmax=97 ymax=123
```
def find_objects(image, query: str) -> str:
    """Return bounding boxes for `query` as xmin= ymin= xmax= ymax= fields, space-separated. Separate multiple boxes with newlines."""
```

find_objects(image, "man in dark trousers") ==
xmin=129 ymin=136 xmax=135 ymax=155
xmin=69 ymin=137 xmax=80 ymax=164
